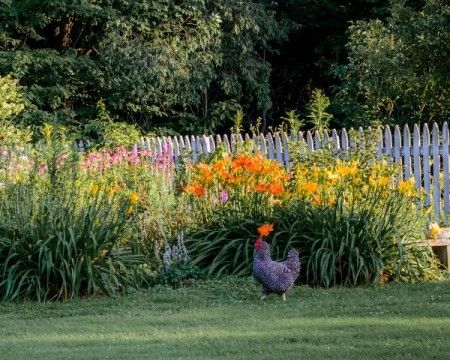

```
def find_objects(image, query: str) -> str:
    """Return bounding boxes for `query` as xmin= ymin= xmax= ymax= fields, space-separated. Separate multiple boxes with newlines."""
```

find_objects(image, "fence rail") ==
xmin=80 ymin=122 xmax=450 ymax=224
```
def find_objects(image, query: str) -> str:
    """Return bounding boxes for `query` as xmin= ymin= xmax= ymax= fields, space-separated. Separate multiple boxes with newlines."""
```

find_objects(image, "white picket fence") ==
xmin=79 ymin=122 xmax=450 ymax=223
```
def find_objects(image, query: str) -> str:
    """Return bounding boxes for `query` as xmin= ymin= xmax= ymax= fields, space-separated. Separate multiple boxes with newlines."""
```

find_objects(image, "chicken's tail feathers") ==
xmin=285 ymin=248 xmax=301 ymax=278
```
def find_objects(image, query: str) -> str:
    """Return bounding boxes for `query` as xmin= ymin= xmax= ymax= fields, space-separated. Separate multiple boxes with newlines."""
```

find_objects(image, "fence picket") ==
xmin=259 ymin=133 xmax=267 ymax=156
xmin=166 ymin=137 xmax=174 ymax=160
xmin=209 ymin=135 xmax=215 ymax=152
xmin=237 ymin=133 xmax=244 ymax=146
xmin=422 ymin=124 xmax=431 ymax=207
xmin=341 ymin=128 xmax=349 ymax=150
xmin=155 ymin=137 xmax=162 ymax=157
xmin=442 ymin=122 xmax=449 ymax=225
xmin=412 ymin=124 xmax=421 ymax=190
xmin=349 ymin=128 xmax=356 ymax=149
xmin=384 ymin=126 xmax=393 ymax=161
xmin=274 ymin=133 xmax=283 ymax=164
xmin=184 ymin=136 xmax=191 ymax=152
xmin=298 ymin=131 xmax=305 ymax=143
xmin=313 ymin=130 xmax=321 ymax=149
xmin=222 ymin=134 xmax=231 ymax=153
xmin=358 ymin=127 xmax=364 ymax=149
xmin=331 ymin=129 xmax=340 ymax=150
xmin=393 ymin=125 xmax=403 ymax=180
xmin=144 ymin=137 xmax=152 ymax=152
xmin=252 ymin=133 xmax=259 ymax=152
xmin=306 ymin=131 xmax=314 ymax=150
xmin=375 ymin=127 xmax=383 ymax=158
xmin=201 ymin=135 xmax=210 ymax=153
xmin=403 ymin=125 xmax=412 ymax=179
xmin=190 ymin=135 xmax=197 ymax=161
xmin=282 ymin=132 xmax=291 ymax=170
xmin=432 ymin=123 xmax=441 ymax=221
xmin=230 ymin=134 xmax=236 ymax=153
xmin=173 ymin=136 xmax=180 ymax=161
xmin=267 ymin=133 xmax=275 ymax=160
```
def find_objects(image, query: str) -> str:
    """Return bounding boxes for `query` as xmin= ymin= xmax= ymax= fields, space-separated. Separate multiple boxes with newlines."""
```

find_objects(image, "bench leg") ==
xmin=432 ymin=245 xmax=450 ymax=270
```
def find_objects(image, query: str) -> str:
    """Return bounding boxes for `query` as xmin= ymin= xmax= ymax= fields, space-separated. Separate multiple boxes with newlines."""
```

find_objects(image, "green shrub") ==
xmin=0 ymin=128 xmax=143 ymax=301
xmin=0 ymin=122 xmax=32 ymax=148
xmin=0 ymin=76 xmax=25 ymax=121
xmin=83 ymin=100 xmax=141 ymax=149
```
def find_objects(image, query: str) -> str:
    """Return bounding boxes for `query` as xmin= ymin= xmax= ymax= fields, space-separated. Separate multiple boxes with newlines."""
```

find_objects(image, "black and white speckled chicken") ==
xmin=252 ymin=226 xmax=300 ymax=301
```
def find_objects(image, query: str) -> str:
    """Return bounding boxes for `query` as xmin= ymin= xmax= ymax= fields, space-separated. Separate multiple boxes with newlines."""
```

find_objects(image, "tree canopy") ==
xmin=0 ymin=0 xmax=448 ymax=138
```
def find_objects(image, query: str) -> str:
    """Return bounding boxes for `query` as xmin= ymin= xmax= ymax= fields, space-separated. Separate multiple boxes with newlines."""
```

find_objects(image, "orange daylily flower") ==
xmin=268 ymin=182 xmax=284 ymax=196
xmin=185 ymin=183 xmax=205 ymax=197
xmin=197 ymin=163 xmax=214 ymax=183
xmin=255 ymin=182 xmax=269 ymax=192
xmin=304 ymin=181 xmax=318 ymax=194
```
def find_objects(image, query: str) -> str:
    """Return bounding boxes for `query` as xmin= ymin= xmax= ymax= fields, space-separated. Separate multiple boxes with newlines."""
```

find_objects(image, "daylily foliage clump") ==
xmin=183 ymin=150 xmax=439 ymax=284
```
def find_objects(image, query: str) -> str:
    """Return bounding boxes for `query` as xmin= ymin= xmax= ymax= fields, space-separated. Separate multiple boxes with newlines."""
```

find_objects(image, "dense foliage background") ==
xmin=0 ymin=0 xmax=448 ymax=138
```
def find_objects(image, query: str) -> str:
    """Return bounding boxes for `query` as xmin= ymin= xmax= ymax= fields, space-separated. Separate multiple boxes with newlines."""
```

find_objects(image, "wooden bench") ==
xmin=428 ymin=238 xmax=450 ymax=270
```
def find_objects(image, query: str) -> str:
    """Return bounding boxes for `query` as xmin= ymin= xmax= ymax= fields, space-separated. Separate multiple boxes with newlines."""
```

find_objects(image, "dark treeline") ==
xmin=0 ymin=0 xmax=448 ymax=140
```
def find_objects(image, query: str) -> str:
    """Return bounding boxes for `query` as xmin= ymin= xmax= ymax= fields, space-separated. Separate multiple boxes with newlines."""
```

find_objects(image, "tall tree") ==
xmin=0 ymin=0 xmax=284 ymax=134
xmin=334 ymin=0 xmax=450 ymax=127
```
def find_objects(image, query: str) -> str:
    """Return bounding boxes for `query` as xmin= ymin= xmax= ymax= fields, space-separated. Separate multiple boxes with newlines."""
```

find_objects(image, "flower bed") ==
xmin=0 ymin=128 xmax=442 ymax=300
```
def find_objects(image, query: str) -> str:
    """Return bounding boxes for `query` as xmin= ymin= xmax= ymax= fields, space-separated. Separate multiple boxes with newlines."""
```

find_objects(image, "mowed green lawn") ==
xmin=0 ymin=277 xmax=449 ymax=359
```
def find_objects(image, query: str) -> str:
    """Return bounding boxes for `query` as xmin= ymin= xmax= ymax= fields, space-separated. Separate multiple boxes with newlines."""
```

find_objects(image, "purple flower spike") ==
xmin=219 ymin=190 xmax=229 ymax=203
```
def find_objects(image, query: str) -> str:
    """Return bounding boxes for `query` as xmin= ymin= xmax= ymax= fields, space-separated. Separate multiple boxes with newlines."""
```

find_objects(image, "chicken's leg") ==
xmin=281 ymin=293 xmax=287 ymax=301
xmin=260 ymin=287 xmax=269 ymax=300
